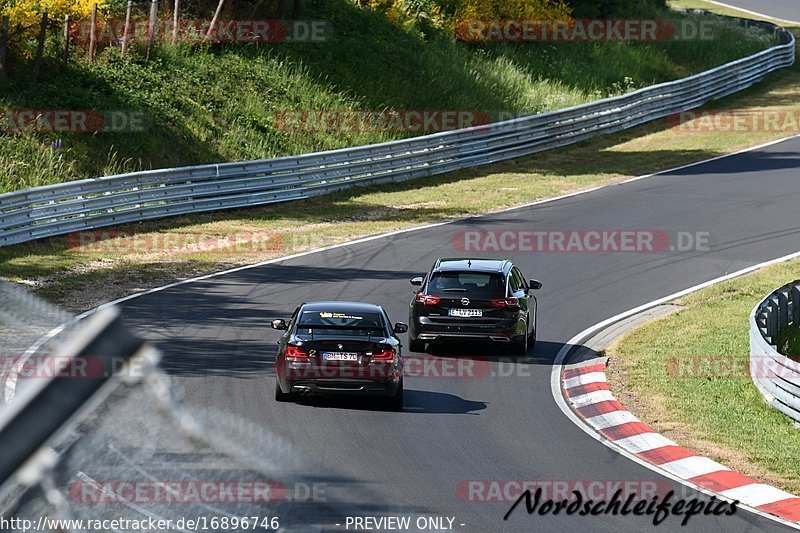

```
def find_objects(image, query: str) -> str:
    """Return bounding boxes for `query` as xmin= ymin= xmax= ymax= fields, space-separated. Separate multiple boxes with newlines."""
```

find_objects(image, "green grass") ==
xmin=0 ymin=0 xmax=776 ymax=192
xmin=608 ymin=261 xmax=800 ymax=493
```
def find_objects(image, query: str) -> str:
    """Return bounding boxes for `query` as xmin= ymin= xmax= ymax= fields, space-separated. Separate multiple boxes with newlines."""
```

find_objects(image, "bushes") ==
xmin=355 ymin=0 xmax=572 ymax=34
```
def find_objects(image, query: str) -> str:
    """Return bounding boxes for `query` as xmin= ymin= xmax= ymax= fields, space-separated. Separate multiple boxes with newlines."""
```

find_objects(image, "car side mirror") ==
xmin=394 ymin=322 xmax=409 ymax=335
xmin=410 ymin=277 xmax=423 ymax=287
xmin=529 ymin=280 xmax=543 ymax=290
xmin=271 ymin=319 xmax=288 ymax=331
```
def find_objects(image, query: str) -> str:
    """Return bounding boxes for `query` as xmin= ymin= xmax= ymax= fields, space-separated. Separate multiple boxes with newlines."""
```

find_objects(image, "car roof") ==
xmin=432 ymin=258 xmax=512 ymax=274
xmin=301 ymin=301 xmax=384 ymax=313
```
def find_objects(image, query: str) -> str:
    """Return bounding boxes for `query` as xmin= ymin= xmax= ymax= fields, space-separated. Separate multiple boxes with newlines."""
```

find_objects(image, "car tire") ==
xmin=409 ymin=338 xmax=425 ymax=353
xmin=275 ymin=380 xmax=292 ymax=402
xmin=528 ymin=327 xmax=536 ymax=349
xmin=513 ymin=328 xmax=528 ymax=357
xmin=386 ymin=380 xmax=404 ymax=411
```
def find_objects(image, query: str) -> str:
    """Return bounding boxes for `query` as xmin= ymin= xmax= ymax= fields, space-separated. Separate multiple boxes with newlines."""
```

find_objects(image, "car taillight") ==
xmin=372 ymin=349 xmax=395 ymax=362
xmin=285 ymin=345 xmax=309 ymax=360
xmin=491 ymin=297 xmax=519 ymax=309
xmin=415 ymin=294 xmax=441 ymax=306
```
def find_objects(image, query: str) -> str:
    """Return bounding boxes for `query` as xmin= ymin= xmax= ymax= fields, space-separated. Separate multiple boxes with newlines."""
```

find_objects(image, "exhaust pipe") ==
xmin=295 ymin=387 xmax=313 ymax=397
xmin=490 ymin=336 xmax=510 ymax=342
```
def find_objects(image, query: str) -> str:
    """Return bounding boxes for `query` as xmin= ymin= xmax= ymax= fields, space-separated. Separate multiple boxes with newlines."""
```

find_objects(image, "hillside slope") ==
xmin=0 ymin=0 xmax=777 ymax=192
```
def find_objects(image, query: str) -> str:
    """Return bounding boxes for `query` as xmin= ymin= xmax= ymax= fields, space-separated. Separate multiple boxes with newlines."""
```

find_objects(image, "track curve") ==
xmin=114 ymin=134 xmax=800 ymax=532
xmin=709 ymin=0 xmax=800 ymax=23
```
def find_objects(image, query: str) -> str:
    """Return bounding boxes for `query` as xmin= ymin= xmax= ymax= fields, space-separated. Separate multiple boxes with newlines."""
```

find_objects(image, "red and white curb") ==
xmin=561 ymin=357 xmax=800 ymax=523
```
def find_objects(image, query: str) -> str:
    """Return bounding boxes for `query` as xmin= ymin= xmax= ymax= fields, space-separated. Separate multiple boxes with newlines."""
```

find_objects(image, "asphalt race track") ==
xmin=115 ymin=135 xmax=800 ymax=532
xmin=713 ymin=0 xmax=800 ymax=22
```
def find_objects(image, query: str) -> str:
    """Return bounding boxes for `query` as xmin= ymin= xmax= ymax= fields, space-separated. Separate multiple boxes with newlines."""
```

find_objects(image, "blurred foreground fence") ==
xmin=0 ymin=18 xmax=795 ymax=248
xmin=0 ymin=282 xmax=420 ymax=530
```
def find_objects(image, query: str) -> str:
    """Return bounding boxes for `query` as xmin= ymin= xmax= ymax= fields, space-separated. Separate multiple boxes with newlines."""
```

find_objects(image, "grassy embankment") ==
xmin=607 ymin=259 xmax=800 ymax=493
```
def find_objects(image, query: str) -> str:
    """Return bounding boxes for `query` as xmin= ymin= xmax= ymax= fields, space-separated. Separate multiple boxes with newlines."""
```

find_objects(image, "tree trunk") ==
xmin=172 ymin=0 xmax=180 ymax=44
xmin=205 ymin=0 xmax=226 ymax=41
xmin=88 ymin=3 xmax=97 ymax=62
xmin=62 ymin=14 xmax=70 ymax=65
xmin=146 ymin=0 xmax=158 ymax=59
xmin=0 ymin=17 xmax=8 ymax=78
xmin=121 ymin=1 xmax=132 ymax=56
xmin=33 ymin=12 xmax=48 ymax=78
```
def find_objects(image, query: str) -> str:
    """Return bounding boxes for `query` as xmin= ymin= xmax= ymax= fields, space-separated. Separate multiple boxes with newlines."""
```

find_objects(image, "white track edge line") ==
xmin=76 ymin=132 xmax=800 ymax=321
xmin=550 ymin=249 xmax=800 ymax=530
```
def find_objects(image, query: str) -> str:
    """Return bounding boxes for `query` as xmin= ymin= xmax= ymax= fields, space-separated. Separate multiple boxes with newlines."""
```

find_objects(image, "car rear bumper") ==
xmin=410 ymin=318 xmax=523 ymax=343
xmin=284 ymin=378 xmax=401 ymax=397
xmin=415 ymin=332 xmax=518 ymax=343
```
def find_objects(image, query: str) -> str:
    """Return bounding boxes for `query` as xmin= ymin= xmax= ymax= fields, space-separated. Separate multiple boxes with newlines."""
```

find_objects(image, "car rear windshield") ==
xmin=427 ymin=272 xmax=506 ymax=298
xmin=297 ymin=310 xmax=385 ymax=336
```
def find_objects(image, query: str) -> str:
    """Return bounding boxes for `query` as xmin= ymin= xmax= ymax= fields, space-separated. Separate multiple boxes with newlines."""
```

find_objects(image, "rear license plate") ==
xmin=449 ymin=308 xmax=482 ymax=317
xmin=323 ymin=352 xmax=359 ymax=361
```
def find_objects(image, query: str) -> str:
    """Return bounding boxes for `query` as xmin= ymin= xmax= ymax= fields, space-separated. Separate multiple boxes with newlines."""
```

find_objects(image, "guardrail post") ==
xmin=767 ymin=298 xmax=779 ymax=344
xmin=778 ymin=290 xmax=790 ymax=331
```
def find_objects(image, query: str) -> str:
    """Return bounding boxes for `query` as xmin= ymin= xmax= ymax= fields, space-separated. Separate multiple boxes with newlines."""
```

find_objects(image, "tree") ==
xmin=0 ymin=0 xmax=108 ymax=76
xmin=1 ymin=0 xmax=107 ymax=38
xmin=456 ymin=0 xmax=572 ymax=21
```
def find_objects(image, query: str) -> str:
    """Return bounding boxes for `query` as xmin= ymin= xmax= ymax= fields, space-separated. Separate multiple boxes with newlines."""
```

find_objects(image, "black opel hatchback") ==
xmin=408 ymin=258 xmax=542 ymax=355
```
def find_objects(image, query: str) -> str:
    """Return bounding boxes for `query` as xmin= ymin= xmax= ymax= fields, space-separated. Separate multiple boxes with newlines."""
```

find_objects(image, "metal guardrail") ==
xmin=0 ymin=19 xmax=795 ymax=247
xmin=750 ymin=280 xmax=800 ymax=425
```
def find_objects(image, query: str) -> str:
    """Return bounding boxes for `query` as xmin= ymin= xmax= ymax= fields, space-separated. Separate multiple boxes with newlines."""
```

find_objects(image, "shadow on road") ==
xmin=290 ymin=389 xmax=487 ymax=415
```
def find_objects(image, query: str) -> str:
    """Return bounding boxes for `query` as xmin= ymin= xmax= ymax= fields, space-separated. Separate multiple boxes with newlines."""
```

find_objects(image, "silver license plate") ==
xmin=449 ymin=308 xmax=482 ymax=318
xmin=323 ymin=352 xmax=359 ymax=361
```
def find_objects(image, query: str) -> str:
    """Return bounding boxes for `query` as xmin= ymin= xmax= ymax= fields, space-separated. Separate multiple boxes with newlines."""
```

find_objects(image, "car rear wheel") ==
xmin=513 ymin=321 xmax=529 ymax=356
xmin=275 ymin=379 xmax=292 ymax=402
xmin=385 ymin=379 xmax=404 ymax=411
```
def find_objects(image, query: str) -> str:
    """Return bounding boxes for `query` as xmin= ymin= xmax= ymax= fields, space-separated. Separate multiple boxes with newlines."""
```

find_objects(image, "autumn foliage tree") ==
xmin=0 ymin=0 xmax=108 ymax=75
xmin=1 ymin=0 xmax=105 ymax=37
xmin=455 ymin=0 xmax=571 ymax=21
xmin=354 ymin=0 xmax=572 ymax=35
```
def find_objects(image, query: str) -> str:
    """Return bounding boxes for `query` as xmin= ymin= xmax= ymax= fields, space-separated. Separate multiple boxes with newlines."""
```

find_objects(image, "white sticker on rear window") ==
xmin=319 ymin=312 xmax=364 ymax=320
